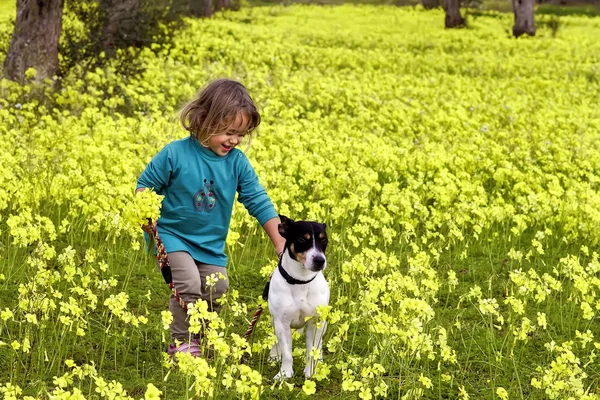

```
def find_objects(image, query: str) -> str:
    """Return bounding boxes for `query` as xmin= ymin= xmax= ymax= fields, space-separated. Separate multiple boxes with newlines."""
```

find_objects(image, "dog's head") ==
xmin=278 ymin=215 xmax=328 ymax=272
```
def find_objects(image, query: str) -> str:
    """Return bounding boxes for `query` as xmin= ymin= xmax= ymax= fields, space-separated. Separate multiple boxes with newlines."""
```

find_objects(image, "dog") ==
xmin=267 ymin=215 xmax=330 ymax=380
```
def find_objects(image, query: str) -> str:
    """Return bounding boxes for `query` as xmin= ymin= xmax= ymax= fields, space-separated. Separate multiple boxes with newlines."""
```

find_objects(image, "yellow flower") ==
xmin=537 ymin=312 xmax=547 ymax=330
xmin=418 ymin=373 xmax=432 ymax=389
xmin=496 ymin=387 xmax=509 ymax=400
xmin=581 ymin=302 xmax=594 ymax=320
xmin=458 ymin=385 xmax=469 ymax=400
xmin=144 ymin=383 xmax=162 ymax=400
xmin=1 ymin=308 xmax=14 ymax=321
xmin=302 ymin=380 xmax=316 ymax=395
xmin=359 ymin=387 xmax=372 ymax=400
xmin=22 ymin=338 xmax=31 ymax=353
xmin=313 ymin=363 xmax=331 ymax=381
xmin=25 ymin=313 xmax=38 ymax=325
xmin=24 ymin=67 xmax=37 ymax=80
xmin=447 ymin=270 xmax=458 ymax=292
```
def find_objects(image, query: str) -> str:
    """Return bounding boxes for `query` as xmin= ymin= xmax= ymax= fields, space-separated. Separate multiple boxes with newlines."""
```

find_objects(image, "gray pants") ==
xmin=166 ymin=251 xmax=229 ymax=341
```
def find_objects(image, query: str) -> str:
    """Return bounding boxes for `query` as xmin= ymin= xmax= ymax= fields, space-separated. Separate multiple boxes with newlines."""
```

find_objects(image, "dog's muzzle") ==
xmin=309 ymin=254 xmax=326 ymax=271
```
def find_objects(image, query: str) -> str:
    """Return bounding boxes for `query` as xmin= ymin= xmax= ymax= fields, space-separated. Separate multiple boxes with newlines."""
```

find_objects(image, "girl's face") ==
xmin=207 ymin=112 xmax=250 ymax=156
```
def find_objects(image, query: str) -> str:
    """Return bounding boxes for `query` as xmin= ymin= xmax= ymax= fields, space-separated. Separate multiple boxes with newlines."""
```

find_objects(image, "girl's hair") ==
xmin=179 ymin=79 xmax=261 ymax=147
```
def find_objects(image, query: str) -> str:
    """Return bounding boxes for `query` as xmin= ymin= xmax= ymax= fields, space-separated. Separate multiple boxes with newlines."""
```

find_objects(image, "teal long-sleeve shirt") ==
xmin=136 ymin=136 xmax=278 ymax=267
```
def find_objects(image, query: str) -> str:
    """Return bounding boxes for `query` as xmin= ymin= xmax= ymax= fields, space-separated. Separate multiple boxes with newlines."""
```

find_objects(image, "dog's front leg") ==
xmin=304 ymin=319 xmax=327 ymax=378
xmin=273 ymin=319 xmax=294 ymax=380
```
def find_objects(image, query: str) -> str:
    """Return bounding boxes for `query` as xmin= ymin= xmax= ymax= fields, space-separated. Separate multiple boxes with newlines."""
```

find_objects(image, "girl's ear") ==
xmin=278 ymin=215 xmax=294 ymax=237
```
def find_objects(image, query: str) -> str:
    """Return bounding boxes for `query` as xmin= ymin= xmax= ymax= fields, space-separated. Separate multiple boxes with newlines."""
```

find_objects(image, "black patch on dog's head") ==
xmin=278 ymin=215 xmax=328 ymax=268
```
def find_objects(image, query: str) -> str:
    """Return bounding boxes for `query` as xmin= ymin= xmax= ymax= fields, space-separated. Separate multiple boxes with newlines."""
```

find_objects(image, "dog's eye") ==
xmin=297 ymin=237 xmax=307 ymax=243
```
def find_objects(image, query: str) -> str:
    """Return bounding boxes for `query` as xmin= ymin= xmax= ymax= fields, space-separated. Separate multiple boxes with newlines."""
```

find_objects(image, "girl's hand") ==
xmin=142 ymin=219 xmax=155 ymax=235
xmin=276 ymin=250 xmax=284 ymax=258
xmin=262 ymin=217 xmax=286 ymax=258
xmin=274 ymin=233 xmax=286 ymax=258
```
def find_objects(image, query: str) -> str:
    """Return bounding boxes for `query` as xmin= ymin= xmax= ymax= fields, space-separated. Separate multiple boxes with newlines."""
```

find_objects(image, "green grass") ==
xmin=537 ymin=3 xmax=600 ymax=17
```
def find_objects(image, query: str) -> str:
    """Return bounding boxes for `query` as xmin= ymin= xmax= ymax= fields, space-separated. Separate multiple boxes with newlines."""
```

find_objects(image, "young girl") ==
xmin=136 ymin=79 xmax=285 ymax=356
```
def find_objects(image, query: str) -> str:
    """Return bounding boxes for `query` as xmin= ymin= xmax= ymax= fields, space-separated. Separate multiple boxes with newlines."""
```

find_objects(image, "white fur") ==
xmin=268 ymin=250 xmax=330 ymax=380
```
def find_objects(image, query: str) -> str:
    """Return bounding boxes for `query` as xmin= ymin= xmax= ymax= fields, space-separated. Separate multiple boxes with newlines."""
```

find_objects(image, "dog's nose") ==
xmin=312 ymin=255 xmax=326 ymax=269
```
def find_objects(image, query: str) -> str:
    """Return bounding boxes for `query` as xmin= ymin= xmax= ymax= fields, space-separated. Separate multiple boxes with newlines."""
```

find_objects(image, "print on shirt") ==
xmin=193 ymin=179 xmax=216 ymax=213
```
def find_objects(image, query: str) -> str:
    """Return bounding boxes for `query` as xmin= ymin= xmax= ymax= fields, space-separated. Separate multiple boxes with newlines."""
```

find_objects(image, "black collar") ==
xmin=278 ymin=258 xmax=317 ymax=285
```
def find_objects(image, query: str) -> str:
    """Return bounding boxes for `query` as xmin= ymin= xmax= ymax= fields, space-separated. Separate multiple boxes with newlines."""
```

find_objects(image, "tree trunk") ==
xmin=443 ymin=0 xmax=465 ymax=28
xmin=512 ymin=0 xmax=536 ymax=37
xmin=422 ymin=0 xmax=439 ymax=9
xmin=101 ymin=0 xmax=141 ymax=55
xmin=191 ymin=0 xmax=213 ymax=17
xmin=4 ymin=0 xmax=64 ymax=83
xmin=215 ymin=0 xmax=232 ymax=11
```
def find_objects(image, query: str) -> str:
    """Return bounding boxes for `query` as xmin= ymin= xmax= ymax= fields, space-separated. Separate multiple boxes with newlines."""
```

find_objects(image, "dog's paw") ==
xmin=273 ymin=370 xmax=293 ymax=381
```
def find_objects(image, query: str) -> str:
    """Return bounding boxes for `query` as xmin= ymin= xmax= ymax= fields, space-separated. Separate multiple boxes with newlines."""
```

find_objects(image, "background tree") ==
xmin=4 ymin=0 xmax=65 ymax=82
xmin=512 ymin=0 xmax=536 ymax=36
xmin=215 ymin=0 xmax=232 ymax=12
xmin=100 ymin=0 xmax=141 ymax=55
xmin=422 ymin=0 xmax=440 ymax=9
xmin=191 ymin=0 xmax=213 ymax=17
xmin=3 ymin=0 xmax=238 ymax=83
xmin=443 ymin=0 xmax=465 ymax=27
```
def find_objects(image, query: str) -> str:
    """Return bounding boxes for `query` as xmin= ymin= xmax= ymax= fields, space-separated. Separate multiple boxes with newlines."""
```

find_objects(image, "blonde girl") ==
xmin=137 ymin=79 xmax=285 ymax=356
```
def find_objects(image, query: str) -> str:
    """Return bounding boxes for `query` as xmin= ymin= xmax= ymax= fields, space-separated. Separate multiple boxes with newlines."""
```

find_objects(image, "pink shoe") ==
xmin=167 ymin=340 xmax=201 ymax=357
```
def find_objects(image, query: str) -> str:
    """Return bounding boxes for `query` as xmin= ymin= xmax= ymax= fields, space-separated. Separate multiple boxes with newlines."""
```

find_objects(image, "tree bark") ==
xmin=422 ymin=0 xmax=439 ymax=9
xmin=4 ymin=0 xmax=64 ymax=83
xmin=101 ymin=0 xmax=141 ymax=54
xmin=215 ymin=0 xmax=232 ymax=11
xmin=512 ymin=0 xmax=536 ymax=37
xmin=443 ymin=0 xmax=465 ymax=28
xmin=191 ymin=0 xmax=213 ymax=17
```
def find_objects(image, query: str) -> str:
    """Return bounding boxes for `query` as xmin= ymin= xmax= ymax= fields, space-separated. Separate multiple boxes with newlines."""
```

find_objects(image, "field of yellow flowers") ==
xmin=1 ymin=4 xmax=600 ymax=399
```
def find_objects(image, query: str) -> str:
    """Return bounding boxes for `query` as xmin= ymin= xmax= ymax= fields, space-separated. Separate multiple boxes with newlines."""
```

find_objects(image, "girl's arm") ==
xmin=262 ymin=217 xmax=286 ymax=257
xmin=236 ymin=155 xmax=285 ymax=256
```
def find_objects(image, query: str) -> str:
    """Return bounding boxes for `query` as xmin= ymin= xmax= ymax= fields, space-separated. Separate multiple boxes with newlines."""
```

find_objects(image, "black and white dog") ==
xmin=268 ymin=215 xmax=330 ymax=380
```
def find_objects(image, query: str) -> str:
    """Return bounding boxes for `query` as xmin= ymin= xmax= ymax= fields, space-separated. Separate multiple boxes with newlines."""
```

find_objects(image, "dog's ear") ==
xmin=278 ymin=215 xmax=294 ymax=237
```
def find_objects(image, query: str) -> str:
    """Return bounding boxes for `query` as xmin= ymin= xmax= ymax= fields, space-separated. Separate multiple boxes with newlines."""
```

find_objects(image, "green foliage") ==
xmin=537 ymin=3 xmax=600 ymax=17
xmin=59 ymin=0 xmax=190 ymax=76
